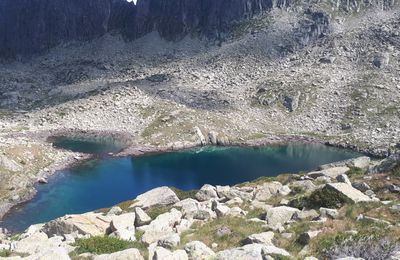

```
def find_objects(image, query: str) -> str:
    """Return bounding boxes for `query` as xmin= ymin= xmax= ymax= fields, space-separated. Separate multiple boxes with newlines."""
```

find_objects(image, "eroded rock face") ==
xmin=0 ymin=0 xmax=114 ymax=58
xmin=0 ymin=0 xmax=290 ymax=58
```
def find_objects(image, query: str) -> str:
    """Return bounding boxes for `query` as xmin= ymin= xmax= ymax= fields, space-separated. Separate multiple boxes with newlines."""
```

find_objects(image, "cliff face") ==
xmin=0 ymin=0 xmax=394 ymax=58
xmin=0 ymin=0 xmax=113 ymax=58
xmin=133 ymin=0 xmax=286 ymax=40
xmin=0 ymin=0 xmax=285 ymax=58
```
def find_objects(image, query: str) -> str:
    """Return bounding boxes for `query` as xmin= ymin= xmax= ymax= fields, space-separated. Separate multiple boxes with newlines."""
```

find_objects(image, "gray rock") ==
xmin=110 ymin=212 xmax=136 ymax=232
xmin=216 ymin=244 xmax=290 ymax=259
xmin=214 ymin=204 xmax=230 ymax=217
xmin=254 ymin=182 xmax=283 ymax=201
xmin=134 ymin=207 xmax=152 ymax=227
xmin=130 ymin=187 xmax=180 ymax=209
xmin=243 ymin=232 xmax=274 ymax=246
xmin=336 ymin=174 xmax=351 ymax=185
xmin=94 ymin=248 xmax=144 ymax=260
xmin=373 ymin=52 xmax=390 ymax=68
xmin=292 ymin=209 xmax=319 ymax=221
xmin=319 ymin=208 xmax=339 ymax=219
xmin=195 ymin=184 xmax=218 ymax=201
xmin=265 ymin=206 xmax=300 ymax=226
xmin=157 ymin=233 xmax=181 ymax=249
xmin=388 ymin=184 xmax=400 ymax=193
xmin=42 ymin=213 xmax=111 ymax=237
xmin=352 ymin=182 xmax=371 ymax=192
xmin=153 ymin=247 xmax=188 ymax=260
xmin=184 ymin=241 xmax=215 ymax=259
xmin=325 ymin=183 xmax=372 ymax=203
xmin=298 ymin=230 xmax=321 ymax=245
xmin=107 ymin=206 xmax=123 ymax=216
xmin=216 ymin=226 xmax=232 ymax=237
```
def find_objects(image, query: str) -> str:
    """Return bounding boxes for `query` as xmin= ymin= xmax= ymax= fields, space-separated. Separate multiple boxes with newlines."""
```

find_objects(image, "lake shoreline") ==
xmin=0 ymin=132 xmax=372 ymax=232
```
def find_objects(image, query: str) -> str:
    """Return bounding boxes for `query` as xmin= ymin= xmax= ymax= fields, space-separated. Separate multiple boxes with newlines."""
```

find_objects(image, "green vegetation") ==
xmin=0 ymin=250 xmax=12 ymax=257
xmin=346 ymin=167 xmax=365 ymax=178
xmin=145 ymin=205 xmax=174 ymax=219
xmin=391 ymin=165 xmax=400 ymax=177
xmin=170 ymin=187 xmax=198 ymax=200
xmin=289 ymin=186 xmax=350 ymax=209
xmin=73 ymin=236 xmax=135 ymax=255
xmin=180 ymin=217 xmax=264 ymax=250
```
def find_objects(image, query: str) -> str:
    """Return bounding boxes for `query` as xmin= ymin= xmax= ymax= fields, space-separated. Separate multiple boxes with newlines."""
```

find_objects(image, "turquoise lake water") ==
xmin=0 ymin=144 xmax=361 ymax=232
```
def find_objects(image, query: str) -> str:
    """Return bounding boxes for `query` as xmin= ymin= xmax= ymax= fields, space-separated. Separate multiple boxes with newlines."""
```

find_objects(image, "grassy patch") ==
xmin=180 ymin=217 xmax=264 ymax=251
xmin=170 ymin=187 xmax=198 ymax=200
xmin=391 ymin=165 xmax=400 ymax=177
xmin=346 ymin=167 xmax=365 ymax=178
xmin=0 ymin=250 xmax=12 ymax=257
xmin=145 ymin=206 xmax=175 ymax=220
xmin=73 ymin=236 xmax=135 ymax=255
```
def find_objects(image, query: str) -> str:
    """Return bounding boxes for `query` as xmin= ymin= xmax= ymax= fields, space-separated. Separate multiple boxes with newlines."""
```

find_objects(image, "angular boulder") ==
xmin=184 ymin=241 xmax=215 ymax=260
xmin=325 ymin=183 xmax=372 ymax=203
xmin=195 ymin=184 xmax=218 ymax=201
xmin=243 ymin=232 xmax=274 ymax=246
xmin=265 ymin=206 xmax=300 ymax=226
xmin=42 ymin=213 xmax=111 ymax=237
xmin=134 ymin=207 xmax=152 ymax=227
xmin=130 ymin=187 xmax=180 ymax=209
xmin=94 ymin=248 xmax=144 ymax=260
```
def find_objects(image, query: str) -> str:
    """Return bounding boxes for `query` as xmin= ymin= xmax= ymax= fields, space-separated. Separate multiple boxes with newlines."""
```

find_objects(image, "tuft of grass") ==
xmin=145 ymin=206 xmax=174 ymax=220
xmin=169 ymin=187 xmax=198 ymax=200
xmin=0 ymin=250 xmax=12 ymax=257
xmin=180 ymin=216 xmax=264 ymax=251
xmin=346 ymin=167 xmax=365 ymax=178
xmin=73 ymin=236 xmax=135 ymax=255
xmin=391 ymin=165 xmax=400 ymax=177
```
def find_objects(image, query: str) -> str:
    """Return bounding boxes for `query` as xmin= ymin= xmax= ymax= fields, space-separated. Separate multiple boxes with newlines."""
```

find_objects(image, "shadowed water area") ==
xmin=1 ymin=144 xmax=362 ymax=232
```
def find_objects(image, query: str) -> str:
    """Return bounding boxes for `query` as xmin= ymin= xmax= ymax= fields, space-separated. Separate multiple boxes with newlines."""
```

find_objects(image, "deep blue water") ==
xmin=1 ymin=144 xmax=361 ymax=232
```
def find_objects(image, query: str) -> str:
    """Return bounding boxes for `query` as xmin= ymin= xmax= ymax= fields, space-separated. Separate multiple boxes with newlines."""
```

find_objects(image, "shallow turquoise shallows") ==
xmin=1 ymin=144 xmax=361 ymax=232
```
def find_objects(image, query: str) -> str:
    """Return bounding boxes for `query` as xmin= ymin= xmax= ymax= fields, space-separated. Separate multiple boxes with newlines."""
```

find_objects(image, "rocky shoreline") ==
xmin=0 ymin=129 xmax=391 ymax=226
xmin=0 ymin=152 xmax=398 ymax=259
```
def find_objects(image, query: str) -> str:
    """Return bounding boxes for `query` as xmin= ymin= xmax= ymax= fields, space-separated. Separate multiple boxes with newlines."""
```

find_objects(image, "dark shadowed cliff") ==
xmin=0 ymin=0 xmax=289 ymax=58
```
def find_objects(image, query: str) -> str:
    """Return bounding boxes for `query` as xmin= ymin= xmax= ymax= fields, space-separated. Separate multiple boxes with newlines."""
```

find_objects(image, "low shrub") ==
xmin=321 ymin=236 xmax=400 ymax=260
xmin=0 ymin=250 xmax=12 ymax=257
xmin=73 ymin=236 xmax=134 ymax=255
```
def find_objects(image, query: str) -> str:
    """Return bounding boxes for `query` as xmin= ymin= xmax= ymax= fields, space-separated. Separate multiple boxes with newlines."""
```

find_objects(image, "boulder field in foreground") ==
xmin=1 ymin=155 xmax=400 ymax=259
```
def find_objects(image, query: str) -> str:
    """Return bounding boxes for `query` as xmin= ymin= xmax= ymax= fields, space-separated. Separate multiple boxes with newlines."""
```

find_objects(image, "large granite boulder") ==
xmin=130 ymin=186 xmax=180 ymax=209
xmin=325 ymin=183 xmax=372 ymax=203
xmin=42 ymin=212 xmax=111 ymax=237
xmin=94 ymin=248 xmax=144 ymax=260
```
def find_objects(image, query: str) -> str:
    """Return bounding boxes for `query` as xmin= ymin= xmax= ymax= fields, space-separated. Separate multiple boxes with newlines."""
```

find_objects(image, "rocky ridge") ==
xmin=0 ymin=155 xmax=399 ymax=259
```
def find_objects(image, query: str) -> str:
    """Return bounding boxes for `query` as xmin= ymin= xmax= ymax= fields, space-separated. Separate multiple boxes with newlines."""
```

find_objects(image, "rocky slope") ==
xmin=0 ymin=155 xmax=399 ymax=259
xmin=0 ymin=0 xmax=399 ymax=258
xmin=0 ymin=0 xmax=399 ymax=222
